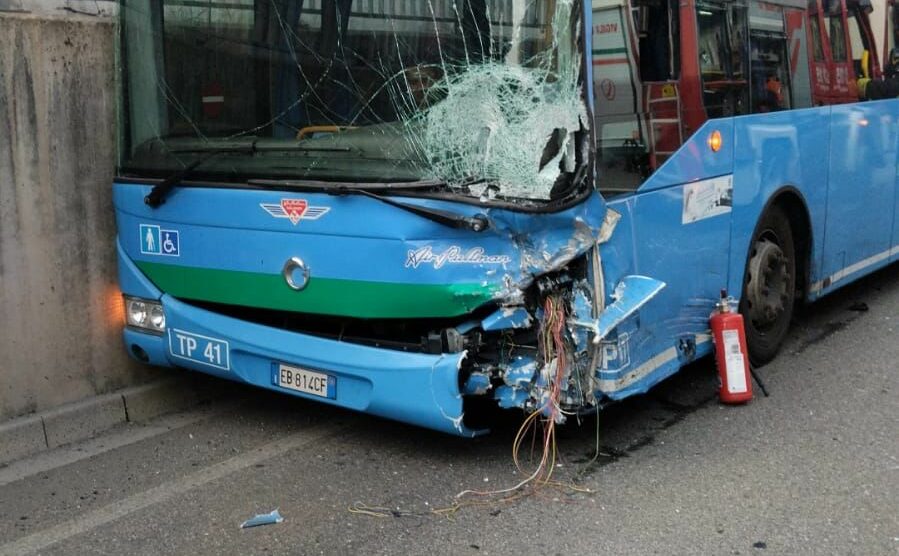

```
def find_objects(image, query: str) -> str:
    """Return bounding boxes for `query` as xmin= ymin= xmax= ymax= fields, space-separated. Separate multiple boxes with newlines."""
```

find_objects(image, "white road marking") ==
xmin=0 ymin=424 xmax=347 ymax=556
xmin=0 ymin=402 xmax=241 ymax=488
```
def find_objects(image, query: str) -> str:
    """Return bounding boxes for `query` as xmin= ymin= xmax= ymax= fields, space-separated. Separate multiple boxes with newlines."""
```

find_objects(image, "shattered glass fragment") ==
xmin=404 ymin=61 xmax=587 ymax=199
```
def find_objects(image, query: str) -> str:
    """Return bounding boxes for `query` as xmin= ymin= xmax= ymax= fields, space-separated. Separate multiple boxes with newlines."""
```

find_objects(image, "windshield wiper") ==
xmin=342 ymin=187 xmax=489 ymax=232
xmin=145 ymin=139 xmax=381 ymax=208
xmin=145 ymin=146 xmax=255 ymax=208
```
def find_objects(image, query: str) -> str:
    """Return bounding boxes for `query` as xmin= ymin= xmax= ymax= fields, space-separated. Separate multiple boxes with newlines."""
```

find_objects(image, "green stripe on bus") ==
xmin=592 ymin=47 xmax=628 ymax=56
xmin=136 ymin=261 xmax=499 ymax=319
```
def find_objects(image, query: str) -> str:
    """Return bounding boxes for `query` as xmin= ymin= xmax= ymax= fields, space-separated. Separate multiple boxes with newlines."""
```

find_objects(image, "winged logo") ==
xmin=260 ymin=199 xmax=331 ymax=225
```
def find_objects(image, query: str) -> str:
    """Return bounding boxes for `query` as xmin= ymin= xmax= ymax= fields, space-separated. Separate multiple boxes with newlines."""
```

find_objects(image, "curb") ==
xmin=0 ymin=376 xmax=211 ymax=466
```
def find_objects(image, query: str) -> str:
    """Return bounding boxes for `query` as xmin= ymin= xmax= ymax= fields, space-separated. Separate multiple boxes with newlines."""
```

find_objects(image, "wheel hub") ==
xmin=745 ymin=239 xmax=790 ymax=330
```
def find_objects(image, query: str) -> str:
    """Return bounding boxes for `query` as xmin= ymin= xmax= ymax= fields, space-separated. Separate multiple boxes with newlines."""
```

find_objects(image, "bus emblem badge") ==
xmin=281 ymin=199 xmax=308 ymax=224
xmin=259 ymin=199 xmax=331 ymax=225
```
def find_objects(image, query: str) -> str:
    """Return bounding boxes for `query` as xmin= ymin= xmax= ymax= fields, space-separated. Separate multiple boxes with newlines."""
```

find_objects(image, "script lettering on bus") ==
xmin=405 ymin=246 xmax=512 ymax=270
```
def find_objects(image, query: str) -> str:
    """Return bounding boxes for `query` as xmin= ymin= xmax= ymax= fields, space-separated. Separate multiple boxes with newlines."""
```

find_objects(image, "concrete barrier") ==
xmin=0 ymin=8 xmax=169 ymax=422
xmin=0 ymin=377 xmax=214 ymax=465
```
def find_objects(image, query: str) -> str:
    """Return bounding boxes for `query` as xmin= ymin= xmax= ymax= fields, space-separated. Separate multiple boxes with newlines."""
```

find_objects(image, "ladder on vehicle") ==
xmin=646 ymin=83 xmax=684 ymax=170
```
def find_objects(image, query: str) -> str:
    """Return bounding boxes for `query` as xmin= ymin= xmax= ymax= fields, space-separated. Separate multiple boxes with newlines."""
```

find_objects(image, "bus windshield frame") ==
xmin=118 ymin=0 xmax=592 ymax=205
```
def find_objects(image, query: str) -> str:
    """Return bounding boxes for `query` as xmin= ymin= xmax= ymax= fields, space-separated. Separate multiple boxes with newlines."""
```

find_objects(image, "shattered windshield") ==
xmin=118 ymin=0 xmax=589 ymax=201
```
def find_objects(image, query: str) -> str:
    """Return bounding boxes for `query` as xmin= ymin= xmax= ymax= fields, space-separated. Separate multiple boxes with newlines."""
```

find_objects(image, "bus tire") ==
xmin=739 ymin=204 xmax=796 ymax=366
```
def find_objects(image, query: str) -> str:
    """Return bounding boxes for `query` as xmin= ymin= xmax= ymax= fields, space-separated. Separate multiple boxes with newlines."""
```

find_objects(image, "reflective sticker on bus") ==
xmin=682 ymin=176 xmax=734 ymax=225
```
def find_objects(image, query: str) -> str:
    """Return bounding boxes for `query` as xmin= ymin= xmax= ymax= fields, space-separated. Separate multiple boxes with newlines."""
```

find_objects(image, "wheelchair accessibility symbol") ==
xmin=140 ymin=224 xmax=180 ymax=257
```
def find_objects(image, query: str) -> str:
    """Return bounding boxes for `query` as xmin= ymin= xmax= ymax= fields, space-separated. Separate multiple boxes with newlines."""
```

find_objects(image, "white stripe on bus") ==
xmin=809 ymin=244 xmax=899 ymax=293
xmin=597 ymin=334 xmax=712 ymax=392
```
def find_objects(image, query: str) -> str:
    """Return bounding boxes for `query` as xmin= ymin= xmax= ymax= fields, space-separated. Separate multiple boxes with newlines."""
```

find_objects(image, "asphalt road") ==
xmin=1 ymin=266 xmax=897 ymax=556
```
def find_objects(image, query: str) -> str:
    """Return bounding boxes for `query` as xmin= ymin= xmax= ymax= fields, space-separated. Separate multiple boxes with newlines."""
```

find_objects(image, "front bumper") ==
xmin=124 ymin=294 xmax=480 ymax=437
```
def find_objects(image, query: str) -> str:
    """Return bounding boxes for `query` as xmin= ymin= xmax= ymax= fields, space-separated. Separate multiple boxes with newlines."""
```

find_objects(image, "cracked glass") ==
xmin=118 ymin=0 xmax=589 ymax=202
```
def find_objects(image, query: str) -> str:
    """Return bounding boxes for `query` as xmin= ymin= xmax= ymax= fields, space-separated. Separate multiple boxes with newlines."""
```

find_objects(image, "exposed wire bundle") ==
xmin=447 ymin=295 xmax=588 ymax=508
xmin=350 ymin=295 xmax=594 ymax=520
xmin=518 ymin=295 xmax=569 ymax=479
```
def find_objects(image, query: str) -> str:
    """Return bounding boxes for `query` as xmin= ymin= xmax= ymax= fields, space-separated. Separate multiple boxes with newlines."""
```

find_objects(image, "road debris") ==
xmin=240 ymin=509 xmax=283 ymax=529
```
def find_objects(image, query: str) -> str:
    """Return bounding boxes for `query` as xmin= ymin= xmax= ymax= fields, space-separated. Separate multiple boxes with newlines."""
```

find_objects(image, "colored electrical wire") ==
xmin=350 ymin=294 xmax=595 ymax=520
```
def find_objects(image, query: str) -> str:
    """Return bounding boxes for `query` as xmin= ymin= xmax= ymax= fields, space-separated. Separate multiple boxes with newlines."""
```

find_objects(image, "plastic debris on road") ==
xmin=240 ymin=509 xmax=284 ymax=529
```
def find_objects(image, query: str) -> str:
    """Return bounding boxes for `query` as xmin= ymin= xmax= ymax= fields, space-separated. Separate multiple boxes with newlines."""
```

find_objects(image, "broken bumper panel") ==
xmin=123 ymin=295 xmax=481 ymax=437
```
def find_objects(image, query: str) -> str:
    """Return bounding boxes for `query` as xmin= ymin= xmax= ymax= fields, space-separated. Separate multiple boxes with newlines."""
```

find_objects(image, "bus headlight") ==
xmin=149 ymin=304 xmax=166 ymax=330
xmin=125 ymin=296 xmax=166 ymax=334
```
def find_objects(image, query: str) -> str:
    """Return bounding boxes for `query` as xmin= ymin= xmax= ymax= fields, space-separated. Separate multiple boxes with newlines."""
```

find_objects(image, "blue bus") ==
xmin=115 ymin=0 xmax=898 ymax=436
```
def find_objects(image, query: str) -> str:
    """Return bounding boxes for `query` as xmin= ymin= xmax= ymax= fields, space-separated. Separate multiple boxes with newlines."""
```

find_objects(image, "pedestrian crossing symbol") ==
xmin=140 ymin=224 xmax=180 ymax=257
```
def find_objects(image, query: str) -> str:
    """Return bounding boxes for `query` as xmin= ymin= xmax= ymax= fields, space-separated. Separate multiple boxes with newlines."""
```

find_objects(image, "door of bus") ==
xmin=818 ymin=2 xmax=893 ymax=288
xmin=820 ymin=103 xmax=897 ymax=290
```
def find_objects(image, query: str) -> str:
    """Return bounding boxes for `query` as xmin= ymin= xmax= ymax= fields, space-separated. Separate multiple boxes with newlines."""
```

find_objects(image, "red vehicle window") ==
xmin=810 ymin=15 xmax=826 ymax=61
xmin=825 ymin=15 xmax=848 ymax=62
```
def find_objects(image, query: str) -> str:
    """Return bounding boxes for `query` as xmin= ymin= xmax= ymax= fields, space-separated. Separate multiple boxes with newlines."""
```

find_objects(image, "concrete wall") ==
xmin=0 ymin=8 xmax=160 ymax=421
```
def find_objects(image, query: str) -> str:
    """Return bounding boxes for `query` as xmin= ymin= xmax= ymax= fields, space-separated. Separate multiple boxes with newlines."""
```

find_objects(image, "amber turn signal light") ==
xmin=708 ymin=130 xmax=722 ymax=152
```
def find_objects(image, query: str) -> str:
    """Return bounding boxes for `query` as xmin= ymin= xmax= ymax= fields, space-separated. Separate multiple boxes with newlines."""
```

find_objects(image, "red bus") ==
xmin=593 ymin=0 xmax=881 ymax=192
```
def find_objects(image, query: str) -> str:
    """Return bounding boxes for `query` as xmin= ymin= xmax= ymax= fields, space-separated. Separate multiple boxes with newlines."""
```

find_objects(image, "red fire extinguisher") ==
xmin=711 ymin=289 xmax=753 ymax=404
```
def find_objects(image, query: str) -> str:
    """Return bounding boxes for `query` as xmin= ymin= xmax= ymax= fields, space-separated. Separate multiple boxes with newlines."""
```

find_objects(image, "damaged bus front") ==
xmin=116 ymin=0 xmax=666 ymax=435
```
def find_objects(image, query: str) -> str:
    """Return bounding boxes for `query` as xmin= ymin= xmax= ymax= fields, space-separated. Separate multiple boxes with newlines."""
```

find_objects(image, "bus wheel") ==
xmin=739 ymin=205 xmax=796 ymax=366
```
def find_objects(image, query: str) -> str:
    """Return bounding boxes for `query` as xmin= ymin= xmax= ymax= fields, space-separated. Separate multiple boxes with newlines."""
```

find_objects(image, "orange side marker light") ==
xmin=708 ymin=130 xmax=723 ymax=152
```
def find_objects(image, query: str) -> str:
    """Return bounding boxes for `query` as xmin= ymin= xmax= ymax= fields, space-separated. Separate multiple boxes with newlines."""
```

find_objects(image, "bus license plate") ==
xmin=276 ymin=363 xmax=336 ymax=399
